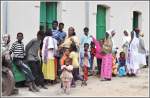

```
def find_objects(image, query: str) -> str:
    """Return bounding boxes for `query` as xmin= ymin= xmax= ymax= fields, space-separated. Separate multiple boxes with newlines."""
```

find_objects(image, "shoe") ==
xmin=101 ymin=78 xmax=106 ymax=81
xmin=28 ymin=82 xmax=36 ymax=92
xmin=32 ymin=82 xmax=40 ymax=92
xmin=11 ymin=88 xmax=19 ymax=95
xmin=81 ymin=81 xmax=84 ymax=87
xmin=42 ymin=85 xmax=48 ymax=89
xmin=71 ymin=85 xmax=76 ymax=88
xmin=84 ymin=81 xmax=87 ymax=86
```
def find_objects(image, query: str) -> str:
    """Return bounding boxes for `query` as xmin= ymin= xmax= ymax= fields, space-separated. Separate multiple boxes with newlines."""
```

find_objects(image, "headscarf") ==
xmin=2 ymin=34 xmax=11 ymax=62
xmin=106 ymin=29 xmax=116 ymax=37
xmin=2 ymin=34 xmax=10 ymax=53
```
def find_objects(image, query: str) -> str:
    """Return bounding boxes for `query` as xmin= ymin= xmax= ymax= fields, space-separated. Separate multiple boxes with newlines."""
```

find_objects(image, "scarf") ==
xmin=44 ymin=37 xmax=49 ymax=64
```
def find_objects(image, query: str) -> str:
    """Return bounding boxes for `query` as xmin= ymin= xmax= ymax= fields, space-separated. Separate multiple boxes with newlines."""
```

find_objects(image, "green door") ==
xmin=96 ymin=6 xmax=106 ymax=40
xmin=40 ymin=2 xmax=57 ymax=31
xmin=133 ymin=11 xmax=139 ymax=30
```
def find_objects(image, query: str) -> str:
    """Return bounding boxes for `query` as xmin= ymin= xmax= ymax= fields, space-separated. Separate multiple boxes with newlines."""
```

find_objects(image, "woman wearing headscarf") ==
xmin=122 ymin=30 xmax=131 ymax=59
xmin=100 ymin=31 xmax=113 ymax=81
xmin=2 ymin=34 xmax=19 ymax=95
xmin=126 ymin=29 xmax=140 ymax=76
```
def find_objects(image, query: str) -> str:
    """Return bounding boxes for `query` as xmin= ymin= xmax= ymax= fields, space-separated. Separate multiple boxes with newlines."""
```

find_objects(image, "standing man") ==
xmin=51 ymin=20 xmax=59 ymax=83
xmin=53 ymin=22 xmax=67 ymax=82
xmin=53 ymin=22 xmax=66 ymax=46
xmin=80 ymin=27 xmax=92 ymax=51
xmin=136 ymin=29 xmax=147 ymax=68
xmin=52 ymin=20 xmax=58 ymax=36
xmin=25 ymin=31 xmax=47 ymax=89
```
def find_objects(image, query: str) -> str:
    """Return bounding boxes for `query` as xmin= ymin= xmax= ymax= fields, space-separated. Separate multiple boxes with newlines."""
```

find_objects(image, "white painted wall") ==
xmin=88 ymin=1 xmax=149 ymax=50
xmin=6 ymin=1 xmax=40 ymax=46
xmin=1 ymin=1 xmax=149 ymax=51
xmin=60 ymin=1 xmax=86 ymax=37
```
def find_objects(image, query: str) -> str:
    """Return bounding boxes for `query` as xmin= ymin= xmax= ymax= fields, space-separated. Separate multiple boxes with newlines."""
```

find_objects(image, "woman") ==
xmin=122 ymin=30 xmax=131 ymax=59
xmin=42 ymin=29 xmax=58 ymax=84
xmin=60 ymin=27 xmax=79 ymax=49
xmin=126 ymin=29 xmax=140 ymax=76
xmin=100 ymin=32 xmax=113 ymax=81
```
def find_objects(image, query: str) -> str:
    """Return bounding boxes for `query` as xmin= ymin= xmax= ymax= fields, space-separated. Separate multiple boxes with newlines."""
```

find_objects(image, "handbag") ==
xmin=101 ymin=44 xmax=111 ymax=54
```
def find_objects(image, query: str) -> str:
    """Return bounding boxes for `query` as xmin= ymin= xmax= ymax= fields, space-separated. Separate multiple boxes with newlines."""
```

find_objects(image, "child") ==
xmin=69 ymin=43 xmax=84 ymax=87
xmin=118 ymin=52 xmax=126 ymax=77
xmin=112 ymin=50 xmax=118 ymax=76
xmin=60 ymin=58 xmax=73 ymax=95
xmin=60 ymin=48 xmax=70 ymax=88
xmin=80 ymin=43 xmax=91 ymax=86
xmin=61 ymin=48 xmax=70 ymax=65
xmin=90 ymin=42 xmax=96 ymax=75
xmin=91 ymin=36 xmax=104 ymax=77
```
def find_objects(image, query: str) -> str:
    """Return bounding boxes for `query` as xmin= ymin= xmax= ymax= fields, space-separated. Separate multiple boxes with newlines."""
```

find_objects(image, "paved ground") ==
xmin=10 ymin=67 xmax=149 ymax=97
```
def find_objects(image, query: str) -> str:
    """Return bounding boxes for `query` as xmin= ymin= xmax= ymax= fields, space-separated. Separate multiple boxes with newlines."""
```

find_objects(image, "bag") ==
xmin=101 ymin=44 xmax=111 ymax=54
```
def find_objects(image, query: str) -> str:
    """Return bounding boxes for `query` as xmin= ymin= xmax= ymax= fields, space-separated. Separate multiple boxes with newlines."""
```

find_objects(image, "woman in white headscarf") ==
xmin=122 ymin=30 xmax=131 ymax=59
xmin=126 ymin=30 xmax=140 ymax=76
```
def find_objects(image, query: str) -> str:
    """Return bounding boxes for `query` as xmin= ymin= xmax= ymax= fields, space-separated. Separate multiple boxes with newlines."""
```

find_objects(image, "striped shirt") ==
xmin=9 ymin=41 xmax=25 ymax=59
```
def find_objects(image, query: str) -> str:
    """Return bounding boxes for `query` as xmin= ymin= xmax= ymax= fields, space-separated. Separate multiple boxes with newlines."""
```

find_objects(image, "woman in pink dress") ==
xmin=100 ymin=32 xmax=113 ymax=81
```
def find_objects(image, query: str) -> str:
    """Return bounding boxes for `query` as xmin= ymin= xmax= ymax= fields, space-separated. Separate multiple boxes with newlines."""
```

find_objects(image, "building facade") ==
xmin=1 ymin=1 xmax=149 ymax=50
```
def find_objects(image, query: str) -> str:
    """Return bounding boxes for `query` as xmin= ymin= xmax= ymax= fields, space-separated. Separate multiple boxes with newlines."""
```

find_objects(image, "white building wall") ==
xmin=59 ymin=1 xmax=149 ymax=50
xmin=1 ymin=1 xmax=149 ymax=50
xmin=6 ymin=1 xmax=40 ymax=46
xmin=59 ymin=1 xmax=86 ymax=37
xmin=88 ymin=1 xmax=149 ymax=50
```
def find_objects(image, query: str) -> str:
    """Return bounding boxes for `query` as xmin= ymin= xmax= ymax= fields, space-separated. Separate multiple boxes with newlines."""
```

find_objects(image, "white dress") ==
xmin=126 ymin=32 xmax=140 ymax=74
xmin=60 ymin=65 xmax=73 ymax=82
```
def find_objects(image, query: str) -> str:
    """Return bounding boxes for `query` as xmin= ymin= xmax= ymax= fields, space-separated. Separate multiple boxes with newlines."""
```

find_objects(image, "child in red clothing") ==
xmin=60 ymin=48 xmax=70 ymax=65
xmin=90 ymin=42 xmax=96 ymax=75
xmin=80 ymin=43 xmax=91 ymax=86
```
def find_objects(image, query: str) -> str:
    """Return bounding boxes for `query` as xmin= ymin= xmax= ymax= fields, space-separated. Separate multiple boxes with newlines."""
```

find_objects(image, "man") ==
xmin=52 ymin=22 xmax=67 ymax=82
xmin=135 ymin=29 xmax=147 ymax=68
xmin=52 ymin=20 xmax=58 ymax=36
xmin=53 ymin=22 xmax=66 ymax=46
xmin=9 ymin=32 xmax=39 ymax=92
xmin=25 ymin=31 xmax=47 ymax=89
xmin=80 ymin=27 xmax=92 ymax=50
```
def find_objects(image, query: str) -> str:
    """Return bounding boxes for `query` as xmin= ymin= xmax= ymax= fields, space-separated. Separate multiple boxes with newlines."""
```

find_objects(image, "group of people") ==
xmin=2 ymin=20 xmax=148 ymax=95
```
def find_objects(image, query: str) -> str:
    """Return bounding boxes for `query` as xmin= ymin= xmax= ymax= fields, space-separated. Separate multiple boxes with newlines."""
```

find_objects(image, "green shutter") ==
xmin=40 ymin=2 xmax=46 ymax=31
xmin=46 ymin=2 xmax=57 ymax=29
xmin=40 ymin=2 xmax=57 ymax=31
xmin=133 ymin=11 xmax=139 ymax=30
xmin=96 ymin=6 xmax=106 ymax=40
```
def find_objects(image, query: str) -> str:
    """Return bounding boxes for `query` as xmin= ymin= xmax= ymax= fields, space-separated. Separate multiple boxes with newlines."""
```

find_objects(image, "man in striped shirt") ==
xmin=9 ymin=32 xmax=39 ymax=92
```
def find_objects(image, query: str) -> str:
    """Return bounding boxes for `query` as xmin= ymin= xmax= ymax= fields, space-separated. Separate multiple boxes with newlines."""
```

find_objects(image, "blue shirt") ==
xmin=80 ymin=34 xmax=92 ymax=47
xmin=52 ymin=30 xmax=66 ymax=45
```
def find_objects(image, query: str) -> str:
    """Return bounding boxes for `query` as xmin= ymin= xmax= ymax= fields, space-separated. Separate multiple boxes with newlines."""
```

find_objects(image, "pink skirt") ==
xmin=100 ymin=54 xmax=112 ymax=79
